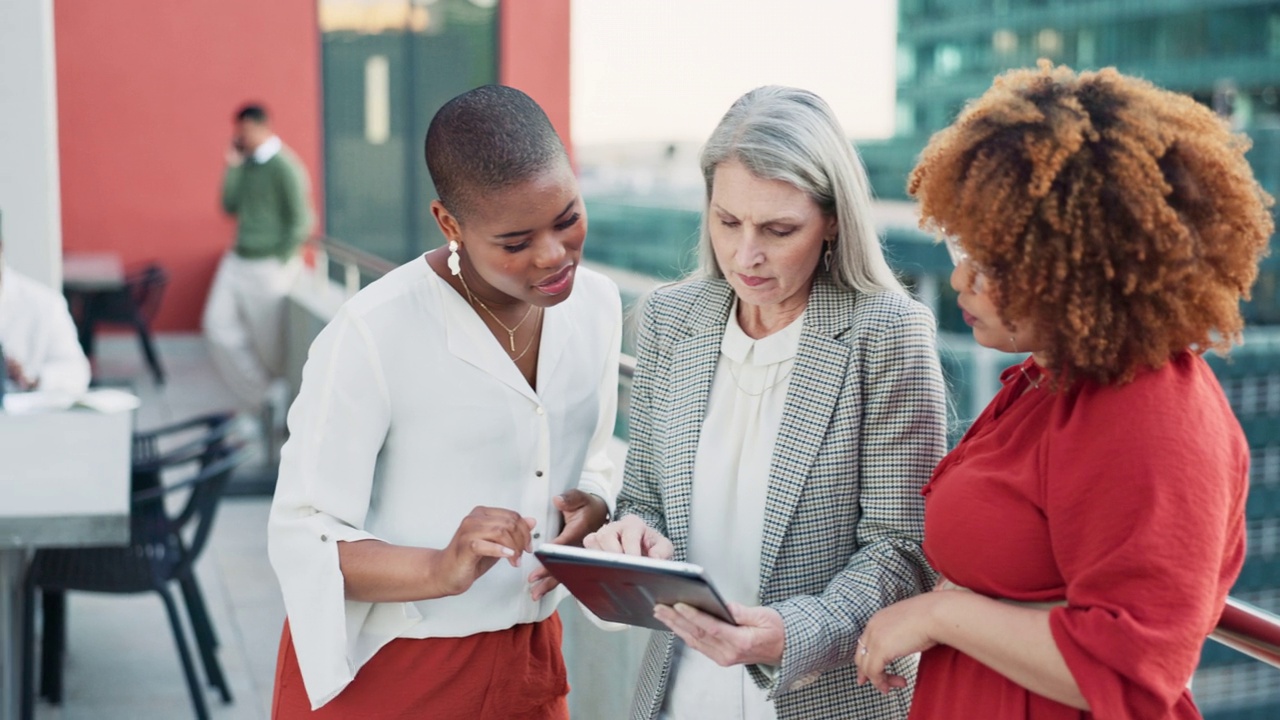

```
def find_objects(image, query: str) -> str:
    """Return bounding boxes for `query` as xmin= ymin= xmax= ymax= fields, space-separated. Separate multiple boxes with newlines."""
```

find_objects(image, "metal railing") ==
xmin=307 ymin=236 xmax=1280 ymax=674
xmin=1213 ymin=597 xmax=1280 ymax=669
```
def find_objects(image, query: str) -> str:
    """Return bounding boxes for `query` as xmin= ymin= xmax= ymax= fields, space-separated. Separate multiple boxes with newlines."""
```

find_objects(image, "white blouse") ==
xmin=0 ymin=264 xmax=91 ymax=396
xmin=661 ymin=301 xmax=804 ymax=720
xmin=267 ymin=259 xmax=621 ymax=709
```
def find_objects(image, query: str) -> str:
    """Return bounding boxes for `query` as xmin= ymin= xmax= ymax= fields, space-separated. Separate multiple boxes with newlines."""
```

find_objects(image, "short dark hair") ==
xmin=424 ymin=85 xmax=568 ymax=221
xmin=235 ymin=103 xmax=269 ymax=124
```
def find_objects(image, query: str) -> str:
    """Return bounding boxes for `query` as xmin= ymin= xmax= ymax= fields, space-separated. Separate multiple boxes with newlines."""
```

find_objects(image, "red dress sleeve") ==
xmin=1043 ymin=354 xmax=1248 ymax=718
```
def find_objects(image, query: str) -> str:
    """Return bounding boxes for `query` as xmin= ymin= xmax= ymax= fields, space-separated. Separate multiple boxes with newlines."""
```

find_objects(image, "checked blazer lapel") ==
xmin=663 ymin=281 xmax=733 ymax=561
xmin=757 ymin=278 xmax=857 ymax=595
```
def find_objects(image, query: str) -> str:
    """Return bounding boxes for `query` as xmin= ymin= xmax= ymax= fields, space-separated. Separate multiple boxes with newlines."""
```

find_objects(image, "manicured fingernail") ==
xmin=502 ymin=547 xmax=514 ymax=557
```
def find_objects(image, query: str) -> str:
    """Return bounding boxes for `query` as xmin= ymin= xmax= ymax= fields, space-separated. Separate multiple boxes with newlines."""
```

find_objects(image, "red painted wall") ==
xmin=55 ymin=0 xmax=323 ymax=331
xmin=499 ymin=0 xmax=572 ymax=159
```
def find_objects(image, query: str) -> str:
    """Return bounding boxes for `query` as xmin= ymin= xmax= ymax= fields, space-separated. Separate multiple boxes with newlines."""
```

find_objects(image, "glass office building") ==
xmin=858 ymin=2 xmax=1280 ymax=717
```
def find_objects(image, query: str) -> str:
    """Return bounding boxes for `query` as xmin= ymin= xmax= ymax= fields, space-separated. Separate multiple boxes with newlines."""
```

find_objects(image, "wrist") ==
xmin=925 ymin=589 xmax=962 ymax=647
xmin=420 ymin=547 xmax=467 ymax=598
xmin=588 ymin=493 xmax=611 ymax=526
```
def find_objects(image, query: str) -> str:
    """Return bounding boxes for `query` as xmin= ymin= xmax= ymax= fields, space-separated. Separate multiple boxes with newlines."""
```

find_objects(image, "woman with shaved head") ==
xmin=268 ymin=85 xmax=621 ymax=719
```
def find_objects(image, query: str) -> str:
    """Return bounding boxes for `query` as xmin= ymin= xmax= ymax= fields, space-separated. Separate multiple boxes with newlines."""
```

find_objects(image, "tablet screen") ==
xmin=534 ymin=544 xmax=737 ymax=631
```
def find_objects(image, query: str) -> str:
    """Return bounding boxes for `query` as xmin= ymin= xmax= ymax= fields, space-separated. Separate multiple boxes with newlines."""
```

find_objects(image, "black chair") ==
xmin=73 ymin=263 xmax=169 ymax=385
xmin=20 ymin=413 xmax=246 ymax=720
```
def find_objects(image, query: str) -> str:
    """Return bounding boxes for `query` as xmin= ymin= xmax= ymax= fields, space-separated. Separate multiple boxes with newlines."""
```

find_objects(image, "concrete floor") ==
xmin=26 ymin=332 xmax=650 ymax=720
xmin=29 ymin=334 xmax=281 ymax=720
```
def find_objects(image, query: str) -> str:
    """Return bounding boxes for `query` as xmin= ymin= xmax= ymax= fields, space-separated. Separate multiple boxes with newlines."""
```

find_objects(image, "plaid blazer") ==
xmin=617 ymin=276 xmax=947 ymax=720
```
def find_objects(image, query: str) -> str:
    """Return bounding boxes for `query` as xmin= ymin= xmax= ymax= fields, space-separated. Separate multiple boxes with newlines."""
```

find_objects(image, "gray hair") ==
xmin=697 ymin=85 xmax=905 ymax=296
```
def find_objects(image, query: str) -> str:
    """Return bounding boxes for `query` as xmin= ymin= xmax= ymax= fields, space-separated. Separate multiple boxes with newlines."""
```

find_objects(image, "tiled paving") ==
xmin=27 ymin=331 xmax=659 ymax=720
xmin=29 ymin=334 xmax=281 ymax=720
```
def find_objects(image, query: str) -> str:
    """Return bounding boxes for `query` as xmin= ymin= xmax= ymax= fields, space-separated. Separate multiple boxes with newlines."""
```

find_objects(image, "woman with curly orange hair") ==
xmin=852 ymin=62 xmax=1273 ymax=720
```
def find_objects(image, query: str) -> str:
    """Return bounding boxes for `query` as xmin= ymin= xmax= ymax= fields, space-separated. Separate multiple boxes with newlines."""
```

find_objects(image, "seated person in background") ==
xmin=0 ymin=228 xmax=91 ymax=396
xmin=854 ymin=62 xmax=1274 ymax=720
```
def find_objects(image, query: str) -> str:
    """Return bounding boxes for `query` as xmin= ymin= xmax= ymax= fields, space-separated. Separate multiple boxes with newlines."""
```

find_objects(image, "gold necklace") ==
xmin=457 ymin=270 xmax=536 ymax=351
xmin=509 ymin=307 xmax=544 ymax=362
xmin=1020 ymin=361 xmax=1043 ymax=390
xmin=726 ymin=361 xmax=795 ymax=397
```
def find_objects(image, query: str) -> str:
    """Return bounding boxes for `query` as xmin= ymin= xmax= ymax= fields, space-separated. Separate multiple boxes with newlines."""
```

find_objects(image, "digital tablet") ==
xmin=533 ymin=544 xmax=737 ymax=631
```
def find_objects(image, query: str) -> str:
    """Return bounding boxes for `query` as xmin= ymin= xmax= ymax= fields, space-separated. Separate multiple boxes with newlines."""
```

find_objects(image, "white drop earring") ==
xmin=447 ymin=240 xmax=462 ymax=276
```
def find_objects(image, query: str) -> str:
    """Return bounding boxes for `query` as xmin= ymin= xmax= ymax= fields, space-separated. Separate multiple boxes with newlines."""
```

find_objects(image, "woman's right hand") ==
xmin=583 ymin=514 xmax=673 ymax=559
xmin=436 ymin=506 xmax=537 ymax=596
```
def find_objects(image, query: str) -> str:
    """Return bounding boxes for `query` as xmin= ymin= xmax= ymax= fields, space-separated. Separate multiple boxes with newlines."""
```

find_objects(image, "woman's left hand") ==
xmin=528 ymin=491 xmax=609 ymax=600
xmin=654 ymin=602 xmax=785 ymax=667
xmin=854 ymin=593 xmax=943 ymax=694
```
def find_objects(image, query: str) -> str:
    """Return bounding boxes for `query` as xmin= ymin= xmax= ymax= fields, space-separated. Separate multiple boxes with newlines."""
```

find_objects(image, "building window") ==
xmin=896 ymin=100 xmax=917 ymax=136
xmin=935 ymin=44 xmax=962 ymax=77
xmin=1076 ymin=28 xmax=1096 ymax=66
xmin=897 ymin=43 xmax=917 ymax=83
xmin=1036 ymin=28 xmax=1062 ymax=58
xmin=363 ymin=55 xmax=391 ymax=145
xmin=993 ymin=28 xmax=1018 ymax=56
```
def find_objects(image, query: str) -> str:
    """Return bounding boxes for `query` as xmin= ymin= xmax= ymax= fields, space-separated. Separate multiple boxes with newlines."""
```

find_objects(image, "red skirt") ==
xmin=272 ymin=614 xmax=570 ymax=719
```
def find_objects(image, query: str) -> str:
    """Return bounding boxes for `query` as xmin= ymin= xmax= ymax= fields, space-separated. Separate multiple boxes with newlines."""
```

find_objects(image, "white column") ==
xmin=0 ymin=0 xmax=62 ymax=289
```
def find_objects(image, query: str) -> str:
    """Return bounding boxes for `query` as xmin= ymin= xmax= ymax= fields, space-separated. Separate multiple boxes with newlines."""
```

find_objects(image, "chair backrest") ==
xmin=126 ymin=263 xmax=168 ymax=324
xmin=129 ymin=413 xmax=246 ymax=577
xmin=86 ymin=263 xmax=169 ymax=326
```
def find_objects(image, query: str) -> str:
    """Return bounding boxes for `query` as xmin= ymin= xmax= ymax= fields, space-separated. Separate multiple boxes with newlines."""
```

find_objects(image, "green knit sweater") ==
xmin=221 ymin=146 xmax=315 ymax=260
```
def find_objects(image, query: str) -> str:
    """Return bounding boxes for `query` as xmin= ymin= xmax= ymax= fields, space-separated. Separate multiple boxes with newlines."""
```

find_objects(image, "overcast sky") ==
xmin=570 ymin=1 xmax=898 ymax=147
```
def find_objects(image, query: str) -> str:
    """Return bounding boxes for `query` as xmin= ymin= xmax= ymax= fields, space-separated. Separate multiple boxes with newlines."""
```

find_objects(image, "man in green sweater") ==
xmin=203 ymin=103 xmax=314 ymax=422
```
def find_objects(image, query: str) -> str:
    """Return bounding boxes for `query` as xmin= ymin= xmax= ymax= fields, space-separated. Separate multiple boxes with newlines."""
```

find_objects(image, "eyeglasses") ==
xmin=943 ymin=236 xmax=989 ymax=293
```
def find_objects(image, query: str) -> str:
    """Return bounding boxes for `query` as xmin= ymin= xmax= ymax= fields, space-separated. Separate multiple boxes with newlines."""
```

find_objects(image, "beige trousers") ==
xmin=202 ymin=251 xmax=299 ymax=411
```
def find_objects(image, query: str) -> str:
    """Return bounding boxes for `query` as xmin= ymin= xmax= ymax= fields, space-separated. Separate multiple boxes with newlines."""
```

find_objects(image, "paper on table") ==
xmin=75 ymin=388 xmax=142 ymax=413
xmin=2 ymin=390 xmax=78 ymax=414
xmin=0 ymin=388 xmax=141 ymax=414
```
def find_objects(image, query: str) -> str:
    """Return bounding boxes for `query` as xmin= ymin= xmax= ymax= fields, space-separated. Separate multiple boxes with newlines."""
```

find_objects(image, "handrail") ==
xmin=306 ymin=236 xmax=398 ymax=297
xmin=1211 ymin=596 xmax=1280 ymax=669
xmin=307 ymin=236 xmax=1280 ymax=671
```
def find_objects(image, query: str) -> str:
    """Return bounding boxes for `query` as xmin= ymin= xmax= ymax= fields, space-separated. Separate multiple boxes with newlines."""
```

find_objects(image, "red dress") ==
xmin=909 ymin=352 xmax=1248 ymax=720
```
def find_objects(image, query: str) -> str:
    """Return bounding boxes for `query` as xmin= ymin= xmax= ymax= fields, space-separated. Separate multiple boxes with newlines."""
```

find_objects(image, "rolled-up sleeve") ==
xmin=267 ymin=308 xmax=421 ymax=708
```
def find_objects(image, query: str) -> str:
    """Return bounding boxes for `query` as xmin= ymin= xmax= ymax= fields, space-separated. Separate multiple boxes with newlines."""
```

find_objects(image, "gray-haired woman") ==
xmin=585 ymin=86 xmax=948 ymax=720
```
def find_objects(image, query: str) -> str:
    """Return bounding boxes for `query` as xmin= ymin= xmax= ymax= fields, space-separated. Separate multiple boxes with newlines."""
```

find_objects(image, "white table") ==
xmin=61 ymin=252 xmax=125 ymax=293
xmin=0 ymin=406 xmax=132 ymax=720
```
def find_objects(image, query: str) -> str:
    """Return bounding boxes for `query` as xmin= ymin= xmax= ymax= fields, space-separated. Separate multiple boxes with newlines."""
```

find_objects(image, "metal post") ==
xmin=0 ymin=548 xmax=28 ymax=720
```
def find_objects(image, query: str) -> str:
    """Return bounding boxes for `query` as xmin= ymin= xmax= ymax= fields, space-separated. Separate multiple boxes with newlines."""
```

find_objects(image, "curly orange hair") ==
xmin=910 ymin=61 xmax=1274 ymax=385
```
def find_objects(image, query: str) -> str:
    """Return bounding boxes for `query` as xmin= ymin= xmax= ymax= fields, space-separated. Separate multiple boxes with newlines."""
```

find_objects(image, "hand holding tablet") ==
xmin=533 ymin=543 xmax=737 ymax=631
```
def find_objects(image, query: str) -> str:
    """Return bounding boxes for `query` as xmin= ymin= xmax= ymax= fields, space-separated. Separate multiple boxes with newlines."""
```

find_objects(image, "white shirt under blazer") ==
xmin=268 ymin=258 xmax=622 ymax=709
xmin=619 ymin=276 xmax=948 ymax=720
